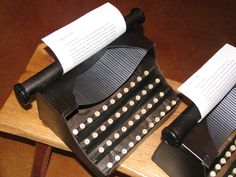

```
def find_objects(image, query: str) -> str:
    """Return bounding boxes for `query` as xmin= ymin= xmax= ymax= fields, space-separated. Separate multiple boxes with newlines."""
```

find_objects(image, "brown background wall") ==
xmin=0 ymin=1 xmax=236 ymax=177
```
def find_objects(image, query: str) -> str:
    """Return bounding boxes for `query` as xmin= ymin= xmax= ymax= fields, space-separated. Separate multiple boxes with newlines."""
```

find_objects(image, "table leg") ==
xmin=31 ymin=142 xmax=52 ymax=177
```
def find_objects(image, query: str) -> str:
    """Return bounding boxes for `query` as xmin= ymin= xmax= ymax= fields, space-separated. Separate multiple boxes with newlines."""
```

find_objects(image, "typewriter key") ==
xmin=142 ymin=129 xmax=148 ymax=135
xmin=136 ymin=135 xmax=141 ymax=141
xmin=107 ymin=162 xmax=113 ymax=168
xmin=95 ymin=111 xmax=100 ymax=117
xmin=141 ymin=90 xmax=147 ymax=95
xmin=130 ymin=82 xmax=135 ymax=88
xmin=79 ymin=123 xmax=85 ymax=130
xmin=72 ymin=129 xmax=79 ymax=135
xmin=122 ymin=106 xmax=128 ymax=112
xmin=147 ymin=103 xmax=152 ymax=109
xmin=155 ymin=117 xmax=160 ymax=122
xmin=115 ymin=155 xmax=121 ymax=161
xmin=155 ymin=78 xmax=160 ymax=84
xmin=87 ymin=117 xmax=93 ymax=124
xmin=144 ymin=70 xmax=149 ymax=76
xmin=171 ymin=100 xmax=177 ymax=106
xmin=122 ymin=149 xmax=127 ymax=154
xmin=153 ymin=97 xmax=159 ymax=103
xmin=123 ymin=87 xmax=129 ymax=93
xmin=92 ymin=132 xmax=98 ymax=139
xmin=148 ymin=84 xmax=154 ymax=90
xmin=159 ymin=92 xmax=164 ymax=97
xmin=137 ymin=76 xmax=142 ymax=82
xmin=102 ymin=105 xmax=108 ymax=111
xmin=129 ymin=142 xmax=134 ymax=148
xmin=135 ymin=114 xmax=140 ymax=120
xmin=99 ymin=147 xmax=104 ymax=153
xmin=160 ymin=111 xmax=166 ymax=117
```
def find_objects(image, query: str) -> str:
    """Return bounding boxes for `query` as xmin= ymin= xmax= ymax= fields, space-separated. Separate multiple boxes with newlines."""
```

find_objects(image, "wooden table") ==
xmin=0 ymin=44 xmax=186 ymax=177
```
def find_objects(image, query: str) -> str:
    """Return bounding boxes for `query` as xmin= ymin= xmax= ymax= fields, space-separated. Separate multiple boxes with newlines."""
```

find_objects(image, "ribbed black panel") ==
xmin=207 ymin=85 xmax=236 ymax=148
xmin=73 ymin=47 xmax=147 ymax=105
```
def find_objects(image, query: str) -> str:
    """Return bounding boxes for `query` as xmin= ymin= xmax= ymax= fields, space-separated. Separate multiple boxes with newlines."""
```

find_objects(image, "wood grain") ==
xmin=0 ymin=44 xmax=185 ymax=177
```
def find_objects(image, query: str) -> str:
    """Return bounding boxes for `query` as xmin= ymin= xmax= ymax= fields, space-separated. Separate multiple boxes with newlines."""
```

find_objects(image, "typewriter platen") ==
xmin=36 ymin=29 xmax=180 ymax=176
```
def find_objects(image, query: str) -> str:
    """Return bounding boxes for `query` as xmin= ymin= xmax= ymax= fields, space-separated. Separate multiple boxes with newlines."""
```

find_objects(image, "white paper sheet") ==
xmin=178 ymin=44 xmax=236 ymax=120
xmin=42 ymin=3 xmax=126 ymax=73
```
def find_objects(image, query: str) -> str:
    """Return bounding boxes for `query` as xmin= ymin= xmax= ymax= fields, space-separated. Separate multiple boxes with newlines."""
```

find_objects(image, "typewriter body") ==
xmin=36 ymin=28 xmax=180 ymax=176
xmin=153 ymin=86 xmax=236 ymax=177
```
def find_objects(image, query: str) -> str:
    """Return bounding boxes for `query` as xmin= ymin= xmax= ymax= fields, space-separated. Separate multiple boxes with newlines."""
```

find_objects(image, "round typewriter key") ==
xmin=115 ymin=155 xmax=121 ymax=161
xmin=153 ymin=97 xmax=159 ymax=103
xmin=129 ymin=142 xmax=134 ymax=148
xmin=141 ymin=108 xmax=146 ymax=115
xmin=87 ymin=117 xmax=93 ymax=124
xmin=84 ymin=138 xmax=90 ymax=145
xmin=144 ymin=70 xmax=149 ymax=76
xmin=225 ymin=151 xmax=231 ymax=158
xmin=72 ymin=129 xmax=78 ymax=135
xmin=155 ymin=78 xmax=160 ymax=84
xmin=114 ymin=133 xmax=120 ymax=139
xmin=94 ymin=111 xmax=100 ymax=117
xmin=102 ymin=105 xmax=108 ymax=111
xmin=122 ymin=148 xmax=127 ymax=154
xmin=232 ymin=168 xmax=236 ymax=175
xmin=121 ymin=126 xmax=127 ymax=132
xmin=135 ymin=95 xmax=141 ymax=101
xmin=142 ymin=129 xmax=148 ymax=135
xmin=171 ymin=100 xmax=177 ymax=106
xmin=219 ymin=158 xmax=226 ymax=165
xmin=149 ymin=122 xmax=154 ymax=128
xmin=155 ymin=117 xmax=160 ymax=122
xmin=128 ymin=120 xmax=134 ymax=126
xmin=230 ymin=145 xmax=236 ymax=152
xmin=214 ymin=164 xmax=221 ymax=171
xmin=141 ymin=90 xmax=147 ymax=95
xmin=228 ymin=175 xmax=233 ymax=177
xmin=209 ymin=171 xmax=216 ymax=177
xmin=110 ymin=99 xmax=115 ymax=105
xmin=100 ymin=125 xmax=106 ymax=131
xmin=136 ymin=135 xmax=141 ymax=141
xmin=99 ymin=147 xmax=104 ymax=153
xmin=79 ymin=123 xmax=85 ymax=130
xmin=137 ymin=76 xmax=142 ymax=82
xmin=107 ymin=118 xmax=113 ymax=125
xmin=123 ymin=87 xmax=129 ymax=93
xmin=107 ymin=162 xmax=113 ymax=168
xmin=148 ymin=84 xmax=154 ymax=90
xmin=129 ymin=100 xmax=134 ymax=106
xmin=147 ymin=103 xmax=152 ymax=109
xmin=92 ymin=132 xmax=98 ymax=139
xmin=130 ymin=82 xmax=135 ymax=87
xmin=117 ymin=93 xmax=122 ymax=99
xmin=160 ymin=111 xmax=166 ymax=117
xmin=166 ymin=105 xmax=171 ymax=111
xmin=135 ymin=114 xmax=140 ymax=120
xmin=159 ymin=92 xmax=164 ymax=97
xmin=106 ymin=140 xmax=112 ymax=146
xmin=122 ymin=106 xmax=128 ymax=112
xmin=115 ymin=112 xmax=121 ymax=118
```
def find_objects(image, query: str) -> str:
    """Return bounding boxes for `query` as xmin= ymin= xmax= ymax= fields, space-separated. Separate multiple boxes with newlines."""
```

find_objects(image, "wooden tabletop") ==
xmin=0 ymin=44 xmax=186 ymax=177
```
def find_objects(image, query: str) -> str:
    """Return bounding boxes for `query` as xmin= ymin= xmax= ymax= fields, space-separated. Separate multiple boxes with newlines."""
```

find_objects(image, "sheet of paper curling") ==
xmin=178 ymin=44 xmax=236 ymax=119
xmin=42 ymin=2 xmax=126 ymax=73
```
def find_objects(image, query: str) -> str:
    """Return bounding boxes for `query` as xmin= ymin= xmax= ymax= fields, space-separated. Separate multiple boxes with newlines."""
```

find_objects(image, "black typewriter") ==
xmin=35 ymin=28 xmax=180 ymax=176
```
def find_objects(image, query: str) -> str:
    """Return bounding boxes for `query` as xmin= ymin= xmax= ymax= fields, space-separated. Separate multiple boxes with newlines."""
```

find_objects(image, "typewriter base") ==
xmin=152 ymin=142 xmax=206 ymax=177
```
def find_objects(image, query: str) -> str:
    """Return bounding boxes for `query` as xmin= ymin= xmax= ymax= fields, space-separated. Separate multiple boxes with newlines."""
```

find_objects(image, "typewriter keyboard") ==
xmin=68 ymin=66 xmax=180 ymax=175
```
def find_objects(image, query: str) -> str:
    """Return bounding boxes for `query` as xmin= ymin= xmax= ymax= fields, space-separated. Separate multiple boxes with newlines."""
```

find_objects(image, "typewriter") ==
xmin=153 ymin=85 xmax=236 ymax=177
xmin=35 ymin=27 xmax=180 ymax=176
